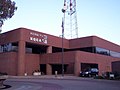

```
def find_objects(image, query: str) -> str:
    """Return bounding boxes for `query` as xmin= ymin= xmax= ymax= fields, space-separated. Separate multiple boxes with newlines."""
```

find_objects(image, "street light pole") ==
xmin=61 ymin=0 xmax=67 ymax=77
xmin=61 ymin=16 xmax=65 ymax=77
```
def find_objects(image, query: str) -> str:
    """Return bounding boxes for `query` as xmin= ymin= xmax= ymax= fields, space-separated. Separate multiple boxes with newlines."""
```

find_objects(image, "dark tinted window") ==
xmin=80 ymin=47 xmax=95 ymax=53
xmin=110 ymin=51 xmax=120 ymax=58
xmin=95 ymin=47 xmax=110 ymax=56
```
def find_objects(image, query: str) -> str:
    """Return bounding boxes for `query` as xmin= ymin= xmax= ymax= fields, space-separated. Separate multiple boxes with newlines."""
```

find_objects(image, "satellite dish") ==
xmin=62 ymin=4 xmax=67 ymax=13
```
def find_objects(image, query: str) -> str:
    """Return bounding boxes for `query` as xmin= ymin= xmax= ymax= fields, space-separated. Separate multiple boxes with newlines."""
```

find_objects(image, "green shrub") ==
xmin=0 ymin=72 xmax=8 ymax=76
xmin=94 ymin=76 xmax=104 ymax=79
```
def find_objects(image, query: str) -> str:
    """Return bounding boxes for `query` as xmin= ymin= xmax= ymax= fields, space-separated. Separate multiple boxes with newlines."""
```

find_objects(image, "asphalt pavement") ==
xmin=2 ymin=75 xmax=120 ymax=90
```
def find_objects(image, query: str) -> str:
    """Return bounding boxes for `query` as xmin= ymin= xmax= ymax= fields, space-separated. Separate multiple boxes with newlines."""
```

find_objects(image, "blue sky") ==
xmin=2 ymin=0 xmax=120 ymax=45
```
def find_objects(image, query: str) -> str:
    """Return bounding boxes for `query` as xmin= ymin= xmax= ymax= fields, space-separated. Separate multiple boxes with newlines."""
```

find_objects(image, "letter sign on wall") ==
xmin=29 ymin=32 xmax=47 ymax=44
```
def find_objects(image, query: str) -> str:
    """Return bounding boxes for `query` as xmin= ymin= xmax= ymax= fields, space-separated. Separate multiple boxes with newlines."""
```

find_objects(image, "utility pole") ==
xmin=61 ymin=0 xmax=67 ymax=77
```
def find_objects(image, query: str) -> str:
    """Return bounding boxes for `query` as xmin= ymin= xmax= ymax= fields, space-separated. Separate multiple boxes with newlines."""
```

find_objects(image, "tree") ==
xmin=0 ymin=0 xmax=17 ymax=27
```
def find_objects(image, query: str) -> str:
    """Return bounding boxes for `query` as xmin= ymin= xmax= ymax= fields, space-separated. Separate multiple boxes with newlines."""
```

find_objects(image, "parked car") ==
xmin=80 ymin=68 xmax=98 ymax=77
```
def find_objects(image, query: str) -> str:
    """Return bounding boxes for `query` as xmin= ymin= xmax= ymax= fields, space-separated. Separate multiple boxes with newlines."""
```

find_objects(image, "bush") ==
xmin=0 ymin=72 xmax=8 ymax=76
xmin=114 ymin=76 xmax=120 ymax=80
xmin=94 ymin=76 xmax=104 ymax=79
xmin=113 ymin=72 xmax=120 ymax=77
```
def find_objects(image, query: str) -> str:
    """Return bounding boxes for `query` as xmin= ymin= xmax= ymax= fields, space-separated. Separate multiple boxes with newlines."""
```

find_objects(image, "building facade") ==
xmin=0 ymin=28 xmax=120 ymax=76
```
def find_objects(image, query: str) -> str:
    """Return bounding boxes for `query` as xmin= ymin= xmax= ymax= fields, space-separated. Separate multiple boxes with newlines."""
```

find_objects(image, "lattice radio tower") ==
xmin=62 ymin=0 xmax=78 ymax=39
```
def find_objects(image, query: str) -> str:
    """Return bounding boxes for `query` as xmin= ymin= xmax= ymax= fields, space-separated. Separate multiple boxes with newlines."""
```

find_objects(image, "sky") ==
xmin=2 ymin=0 xmax=120 ymax=45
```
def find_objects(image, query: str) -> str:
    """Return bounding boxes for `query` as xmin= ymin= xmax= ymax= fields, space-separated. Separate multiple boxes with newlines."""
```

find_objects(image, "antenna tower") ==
xmin=62 ymin=0 xmax=78 ymax=39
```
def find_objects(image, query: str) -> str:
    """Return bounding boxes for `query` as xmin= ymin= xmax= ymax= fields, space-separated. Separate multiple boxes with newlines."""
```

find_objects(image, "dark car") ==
xmin=80 ymin=68 xmax=99 ymax=77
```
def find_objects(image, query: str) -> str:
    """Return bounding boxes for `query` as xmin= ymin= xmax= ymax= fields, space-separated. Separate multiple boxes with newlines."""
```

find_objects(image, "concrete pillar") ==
xmin=17 ymin=41 xmax=26 ymax=76
xmin=47 ymin=46 xmax=52 ymax=53
xmin=46 ymin=64 xmax=52 ymax=75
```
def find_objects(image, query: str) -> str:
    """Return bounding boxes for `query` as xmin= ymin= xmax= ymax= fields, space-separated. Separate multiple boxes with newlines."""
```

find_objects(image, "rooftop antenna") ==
xmin=62 ymin=0 xmax=78 ymax=39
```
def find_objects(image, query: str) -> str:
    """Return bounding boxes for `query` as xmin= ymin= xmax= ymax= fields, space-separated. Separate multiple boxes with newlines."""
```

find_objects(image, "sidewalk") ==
xmin=7 ymin=75 xmax=120 ymax=83
xmin=7 ymin=75 xmax=94 ymax=81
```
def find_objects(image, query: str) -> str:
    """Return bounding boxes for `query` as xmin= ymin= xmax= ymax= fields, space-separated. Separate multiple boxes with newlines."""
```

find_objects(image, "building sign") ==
xmin=29 ymin=32 xmax=47 ymax=44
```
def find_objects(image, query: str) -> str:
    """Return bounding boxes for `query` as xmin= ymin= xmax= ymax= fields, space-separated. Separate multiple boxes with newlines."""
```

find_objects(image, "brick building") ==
xmin=0 ymin=28 xmax=120 ymax=76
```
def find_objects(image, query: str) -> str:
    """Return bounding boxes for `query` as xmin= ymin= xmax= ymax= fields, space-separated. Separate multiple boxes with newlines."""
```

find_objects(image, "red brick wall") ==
xmin=25 ymin=54 xmax=40 ymax=75
xmin=76 ymin=51 xmax=120 ymax=76
xmin=40 ymin=50 xmax=120 ymax=76
xmin=93 ymin=36 xmax=120 ymax=52
xmin=0 ymin=52 xmax=17 ymax=75
xmin=0 ymin=28 xmax=21 ymax=44
xmin=40 ymin=51 xmax=76 ymax=64
xmin=69 ymin=36 xmax=120 ymax=53
xmin=1 ymin=28 xmax=120 ymax=52
xmin=19 ymin=28 xmax=69 ymax=48
xmin=69 ymin=36 xmax=93 ymax=48
xmin=0 ymin=28 xmax=120 ymax=76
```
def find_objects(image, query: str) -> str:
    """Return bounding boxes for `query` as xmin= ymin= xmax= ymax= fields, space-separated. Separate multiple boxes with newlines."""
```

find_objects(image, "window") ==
xmin=0 ymin=42 xmax=18 ymax=53
xmin=95 ymin=47 xmax=110 ymax=56
xmin=0 ymin=43 xmax=12 ymax=52
xmin=80 ymin=47 xmax=95 ymax=53
xmin=110 ymin=51 xmax=120 ymax=58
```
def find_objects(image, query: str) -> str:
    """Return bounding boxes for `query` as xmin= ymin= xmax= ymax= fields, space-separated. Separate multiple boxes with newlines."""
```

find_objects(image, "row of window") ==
xmin=0 ymin=43 xmax=18 ymax=53
xmin=80 ymin=47 xmax=120 ymax=58
xmin=96 ymin=47 xmax=120 ymax=58
xmin=0 ymin=43 xmax=46 ymax=54
xmin=0 ymin=43 xmax=120 ymax=58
